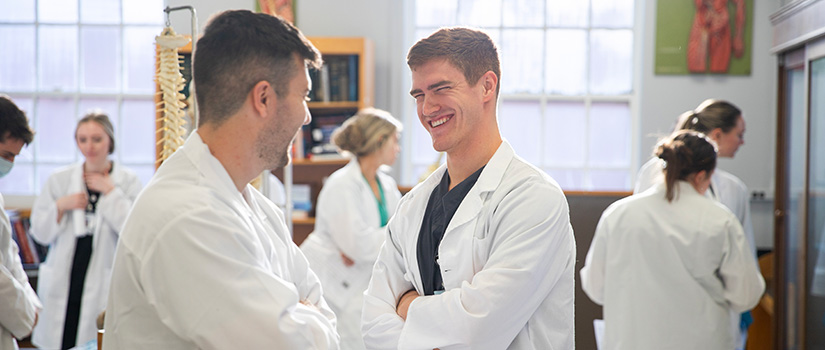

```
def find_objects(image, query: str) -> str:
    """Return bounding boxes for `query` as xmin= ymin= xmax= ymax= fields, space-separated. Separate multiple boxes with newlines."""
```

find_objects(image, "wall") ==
xmin=640 ymin=0 xmax=781 ymax=249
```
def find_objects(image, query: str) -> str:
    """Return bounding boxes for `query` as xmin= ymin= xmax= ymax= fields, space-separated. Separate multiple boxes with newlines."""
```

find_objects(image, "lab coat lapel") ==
xmin=69 ymin=164 xmax=86 ymax=237
xmin=442 ymin=141 xmax=513 ymax=236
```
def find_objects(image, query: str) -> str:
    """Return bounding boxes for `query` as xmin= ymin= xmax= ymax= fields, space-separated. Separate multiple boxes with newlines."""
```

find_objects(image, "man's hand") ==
xmin=396 ymin=289 xmax=420 ymax=321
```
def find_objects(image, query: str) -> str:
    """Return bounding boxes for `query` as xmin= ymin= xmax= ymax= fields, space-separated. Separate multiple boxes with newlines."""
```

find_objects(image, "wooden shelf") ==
xmin=307 ymin=101 xmax=360 ymax=111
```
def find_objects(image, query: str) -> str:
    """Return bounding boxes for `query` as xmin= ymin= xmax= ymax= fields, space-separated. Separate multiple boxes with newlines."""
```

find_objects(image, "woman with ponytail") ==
xmin=634 ymin=99 xmax=757 ymax=349
xmin=300 ymin=108 xmax=403 ymax=350
xmin=581 ymin=130 xmax=764 ymax=350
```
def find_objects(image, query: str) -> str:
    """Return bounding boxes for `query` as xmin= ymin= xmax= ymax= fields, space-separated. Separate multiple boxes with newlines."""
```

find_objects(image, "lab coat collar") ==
xmin=443 ymin=141 xmax=514 ymax=234
xmin=181 ymin=131 xmax=252 ymax=212
xmin=653 ymin=180 xmax=706 ymax=201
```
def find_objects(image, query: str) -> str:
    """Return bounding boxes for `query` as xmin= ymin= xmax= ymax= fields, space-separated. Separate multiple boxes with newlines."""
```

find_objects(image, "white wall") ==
xmin=639 ymin=0 xmax=781 ymax=249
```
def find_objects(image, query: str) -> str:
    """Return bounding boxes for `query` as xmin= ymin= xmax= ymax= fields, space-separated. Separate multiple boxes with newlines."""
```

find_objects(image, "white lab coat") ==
xmin=362 ymin=141 xmax=576 ymax=350
xmin=29 ymin=162 xmax=142 ymax=349
xmin=635 ymin=157 xmax=757 ymax=348
xmin=0 ymin=195 xmax=42 ymax=350
xmin=103 ymin=131 xmax=339 ymax=350
xmin=634 ymin=157 xmax=756 ymax=256
xmin=580 ymin=181 xmax=765 ymax=350
xmin=301 ymin=158 xmax=401 ymax=350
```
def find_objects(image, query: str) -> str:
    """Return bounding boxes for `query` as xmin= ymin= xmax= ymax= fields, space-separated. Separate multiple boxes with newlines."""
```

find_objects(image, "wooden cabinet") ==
xmin=274 ymin=37 xmax=375 ymax=245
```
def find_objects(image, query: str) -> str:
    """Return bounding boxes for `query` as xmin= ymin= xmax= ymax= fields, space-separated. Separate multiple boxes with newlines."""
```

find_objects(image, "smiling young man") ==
xmin=0 ymin=95 xmax=41 ymax=350
xmin=361 ymin=27 xmax=576 ymax=350
xmin=103 ymin=11 xmax=340 ymax=349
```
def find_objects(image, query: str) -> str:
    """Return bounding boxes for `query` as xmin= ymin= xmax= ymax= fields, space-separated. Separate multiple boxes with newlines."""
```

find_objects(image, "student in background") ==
xmin=103 ymin=10 xmax=339 ymax=349
xmin=301 ymin=107 xmax=402 ymax=350
xmin=581 ymin=130 xmax=764 ymax=350
xmin=30 ymin=111 xmax=142 ymax=349
xmin=361 ymin=27 xmax=576 ymax=349
xmin=0 ymin=95 xmax=42 ymax=350
xmin=634 ymin=99 xmax=755 ymax=349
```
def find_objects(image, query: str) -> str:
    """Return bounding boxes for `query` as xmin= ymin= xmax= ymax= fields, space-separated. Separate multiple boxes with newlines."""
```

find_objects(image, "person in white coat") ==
xmin=301 ymin=108 xmax=402 ymax=350
xmin=0 ymin=95 xmax=42 ymax=350
xmin=30 ymin=111 xmax=142 ymax=349
xmin=361 ymin=27 xmax=576 ymax=350
xmin=581 ymin=130 xmax=765 ymax=350
xmin=633 ymin=99 xmax=756 ymax=349
xmin=103 ymin=10 xmax=340 ymax=349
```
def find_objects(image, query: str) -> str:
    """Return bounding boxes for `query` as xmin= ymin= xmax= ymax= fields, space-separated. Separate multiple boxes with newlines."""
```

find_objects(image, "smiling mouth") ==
xmin=430 ymin=115 xmax=452 ymax=128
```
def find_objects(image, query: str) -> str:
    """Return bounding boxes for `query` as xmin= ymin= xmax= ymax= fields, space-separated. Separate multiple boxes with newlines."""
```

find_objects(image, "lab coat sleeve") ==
xmin=284 ymin=229 xmax=339 ymax=326
xmin=361 ymin=224 xmax=414 ymax=350
xmin=317 ymin=179 xmax=389 ymax=263
xmin=30 ymin=173 xmax=70 ymax=245
xmin=718 ymin=217 xmax=765 ymax=313
xmin=580 ymin=207 xmax=614 ymax=305
xmin=141 ymin=207 xmax=339 ymax=350
xmin=0 ymin=245 xmax=39 ymax=339
xmin=97 ymin=171 xmax=142 ymax=234
xmin=399 ymin=182 xmax=576 ymax=349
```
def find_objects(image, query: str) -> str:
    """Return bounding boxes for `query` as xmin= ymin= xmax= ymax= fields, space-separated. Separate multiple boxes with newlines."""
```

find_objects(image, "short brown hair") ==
xmin=194 ymin=10 xmax=322 ymax=127
xmin=407 ymin=27 xmax=501 ymax=96
xmin=77 ymin=111 xmax=115 ymax=154
xmin=0 ymin=95 xmax=34 ymax=145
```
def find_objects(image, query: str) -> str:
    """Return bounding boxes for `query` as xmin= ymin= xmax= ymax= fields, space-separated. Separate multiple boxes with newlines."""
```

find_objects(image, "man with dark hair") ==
xmin=104 ymin=10 xmax=339 ymax=349
xmin=0 ymin=95 xmax=41 ymax=350
xmin=361 ymin=27 xmax=576 ymax=349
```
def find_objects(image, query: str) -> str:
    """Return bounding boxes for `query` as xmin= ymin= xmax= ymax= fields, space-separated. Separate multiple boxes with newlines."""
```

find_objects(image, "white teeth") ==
xmin=431 ymin=117 xmax=449 ymax=127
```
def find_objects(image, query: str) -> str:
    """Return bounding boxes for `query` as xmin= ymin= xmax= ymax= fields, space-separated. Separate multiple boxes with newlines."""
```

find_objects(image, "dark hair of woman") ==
xmin=655 ymin=130 xmax=717 ymax=202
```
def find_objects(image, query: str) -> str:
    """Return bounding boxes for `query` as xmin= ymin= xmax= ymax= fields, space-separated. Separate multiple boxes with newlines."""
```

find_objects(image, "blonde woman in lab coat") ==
xmin=581 ymin=130 xmax=764 ymax=350
xmin=301 ymin=107 xmax=402 ymax=350
xmin=30 ymin=112 xmax=142 ymax=350
xmin=634 ymin=99 xmax=756 ymax=349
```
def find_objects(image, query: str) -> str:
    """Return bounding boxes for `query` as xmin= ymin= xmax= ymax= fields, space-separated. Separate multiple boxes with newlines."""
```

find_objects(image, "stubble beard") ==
xmin=256 ymin=120 xmax=291 ymax=171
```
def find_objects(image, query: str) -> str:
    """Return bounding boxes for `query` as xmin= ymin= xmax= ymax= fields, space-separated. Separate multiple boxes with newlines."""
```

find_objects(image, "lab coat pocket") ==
xmin=472 ymin=220 xmax=492 ymax=272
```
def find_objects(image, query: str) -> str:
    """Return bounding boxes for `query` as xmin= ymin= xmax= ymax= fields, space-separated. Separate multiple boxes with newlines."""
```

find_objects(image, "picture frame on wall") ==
xmin=654 ymin=0 xmax=754 ymax=75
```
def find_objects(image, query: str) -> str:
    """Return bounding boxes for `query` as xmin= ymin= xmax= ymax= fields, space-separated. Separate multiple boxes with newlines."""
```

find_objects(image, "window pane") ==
xmin=590 ymin=169 xmax=630 ymax=191
xmin=38 ymin=0 xmax=78 ymax=23
xmin=588 ymin=102 xmax=630 ymax=167
xmin=591 ymin=0 xmax=634 ymax=28
xmin=126 ymin=164 xmax=155 ymax=187
xmin=0 ymin=0 xmax=35 ymax=22
xmin=503 ymin=0 xmax=543 ymax=27
xmin=590 ymin=29 xmax=632 ymax=94
xmin=501 ymin=29 xmax=543 ymax=94
xmin=8 ymin=96 xmax=35 ymax=127
xmin=499 ymin=100 xmax=541 ymax=165
xmin=120 ymin=99 xmax=156 ymax=163
xmin=36 ymin=97 xmax=78 ymax=163
xmin=81 ymin=0 xmax=120 ymax=24
xmin=544 ymin=101 xmax=586 ymax=167
xmin=123 ymin=26 xmax=161 ymax=93
xmin=456 ymin=0 xmax=501 ymax=27
xmin=547 ymin=0 xmax=588 ymax=27
xmin=122 ymin=0 xmax=163 ymax=24
xmin=81 ymin=26 xmax=120 ymax=91
xmin=545 ymin=29 xmax=587 ymax=95
xmin=416 ymin=0 xmax=457 ymax=27
xmin=544 ymin=168 xmax=586 ymax=191
xmin=0 ymin=164 xmax=33 ymax=195
xmin=0 ymin=26 xmax=36 ymax=91
xmin=39 ymin=25 xmax=78 ymax=92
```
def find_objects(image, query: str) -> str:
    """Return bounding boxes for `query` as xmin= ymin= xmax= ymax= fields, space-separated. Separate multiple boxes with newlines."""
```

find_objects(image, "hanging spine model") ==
xmin=155 ymin=27 xmax=191 ymax=164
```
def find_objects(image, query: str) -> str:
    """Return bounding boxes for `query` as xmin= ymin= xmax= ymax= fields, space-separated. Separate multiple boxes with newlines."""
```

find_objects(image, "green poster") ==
xmin=655 ymin=0 xmax=753 ymax=75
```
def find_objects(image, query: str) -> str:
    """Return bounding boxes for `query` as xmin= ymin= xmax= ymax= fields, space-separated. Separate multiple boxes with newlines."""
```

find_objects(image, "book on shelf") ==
xmin=308 ymin=55 xmax=359 ymax=103
xmin=291 ymin=184 xmax=312 ymax=219
xmin=6 ymin=210 xmax=48 ymax=268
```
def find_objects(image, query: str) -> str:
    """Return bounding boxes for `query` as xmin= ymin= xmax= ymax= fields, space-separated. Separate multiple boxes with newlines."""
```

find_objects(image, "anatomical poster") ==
xmin=654 ymin=0 xmax=753 ymax=75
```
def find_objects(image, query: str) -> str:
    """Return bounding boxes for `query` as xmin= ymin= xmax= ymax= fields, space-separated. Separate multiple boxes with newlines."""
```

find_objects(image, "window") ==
xmin=0 ymin=0 xmax=163 ymax=196
xmin=407 ymin=0 xmax=637 ymax=191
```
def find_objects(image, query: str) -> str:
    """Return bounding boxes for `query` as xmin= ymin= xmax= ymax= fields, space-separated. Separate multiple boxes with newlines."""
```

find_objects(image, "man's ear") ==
xmin=251 ymin=80 xmax=275 ymax=118
xmin=480 ymin=71 xmax=498 ymax=102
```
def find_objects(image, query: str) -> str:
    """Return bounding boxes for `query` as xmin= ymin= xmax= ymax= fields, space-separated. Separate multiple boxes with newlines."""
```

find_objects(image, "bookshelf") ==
xmin=273 ymin=37 xmax=374 ymax=245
